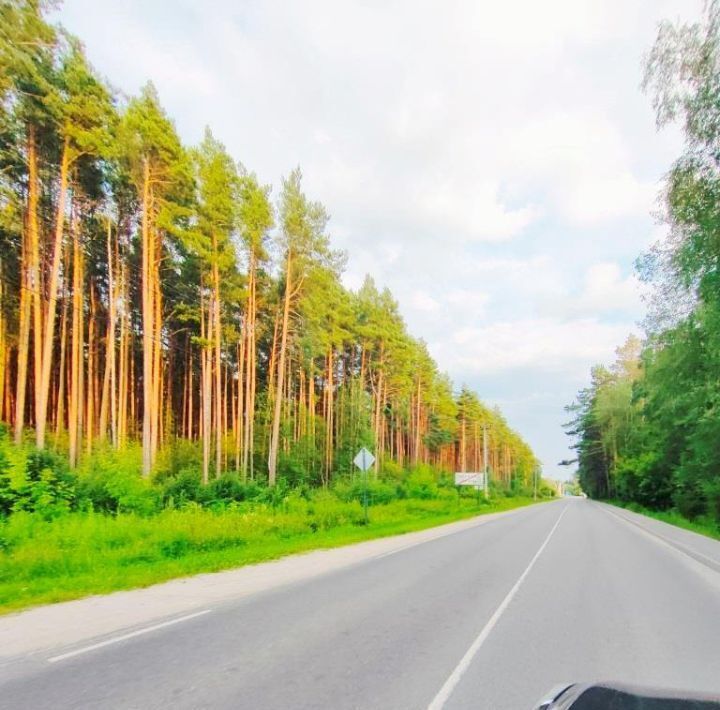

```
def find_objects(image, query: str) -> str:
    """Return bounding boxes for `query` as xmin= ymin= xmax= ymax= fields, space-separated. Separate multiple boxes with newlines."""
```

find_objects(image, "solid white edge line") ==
xmin=47 ymin=609 xmax=213 ymax=663
xmin=427 ymin=505 xmax=569 ymax=710
xmin=602 ymin=504 xmax=720 ymax=569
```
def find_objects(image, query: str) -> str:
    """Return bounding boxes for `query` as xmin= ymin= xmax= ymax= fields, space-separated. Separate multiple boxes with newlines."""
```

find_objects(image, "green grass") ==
xmin=0 ymin=495 xmax=542 ymax=614
xmin=608 ymin=500 xmax=720 ymax=541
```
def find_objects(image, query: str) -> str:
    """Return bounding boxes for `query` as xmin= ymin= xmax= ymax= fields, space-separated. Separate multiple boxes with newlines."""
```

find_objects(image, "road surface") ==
xmin=1 ymin=499 xmax=719 ymax=709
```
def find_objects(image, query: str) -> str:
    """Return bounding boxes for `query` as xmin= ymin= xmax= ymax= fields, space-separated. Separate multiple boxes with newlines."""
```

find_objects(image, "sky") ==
xmin=53 ymin=0 xmax=704 ymax=480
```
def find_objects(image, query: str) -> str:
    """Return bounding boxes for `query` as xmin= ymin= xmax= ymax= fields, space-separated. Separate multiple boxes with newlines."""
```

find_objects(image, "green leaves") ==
xmin=53 ymin=39 xmax=115 ymax=162
xmin=238 ymin=172 xmax=273 ymax=260
xmin=278 ymin=167 xmax=341 ymax=276
xmin=119 ymin=83 xmax=190 ymax=196
xmin=193 ymin=130 xmax=238 ymax=250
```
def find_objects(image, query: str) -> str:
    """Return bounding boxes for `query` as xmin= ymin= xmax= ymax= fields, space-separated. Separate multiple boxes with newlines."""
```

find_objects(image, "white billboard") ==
xmin=454 ymin=472 xmax=486 ymax=488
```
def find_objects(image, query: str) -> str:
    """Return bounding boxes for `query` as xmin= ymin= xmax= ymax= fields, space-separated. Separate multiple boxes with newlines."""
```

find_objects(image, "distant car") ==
xmin=535 ymin=682 xmax=720 ymax=709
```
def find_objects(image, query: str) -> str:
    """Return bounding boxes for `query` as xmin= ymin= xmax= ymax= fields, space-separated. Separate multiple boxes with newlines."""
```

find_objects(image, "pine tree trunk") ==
xmin=30 ymin=141 xmax=43 ymax=436
xmin=86 ymin=282 xmax=96 ymax=456
xmin=141 ymin=158 xmax=154 ymax=476
xmin=36 ymin=137 xmax=70 ymax=450
xmin=99 ymin=219 xmax=117 ymax=444
xmin=151 ymin=248 xmax=162 ymax=461
xmin=117 ymin=262 xmax=128 ymax=449
xmin=187 ymin=342 xmax=193 ymax=440
xmin=201 ymin=290 xmax=211 ymax=485
xmin=14 ymin=137 xmax=33 ymax=443
xmin=212 ymin=239 xmax=222 ymax=478
xmin=324 ymin=346 xmax=334 ymax=485
xmin=0 ymin=266 xmax=6 ymax=425
xmin=268 ymin=251 xmax=293 ymax=486
xmin=69 ymin=225 xmax=84 ymax=468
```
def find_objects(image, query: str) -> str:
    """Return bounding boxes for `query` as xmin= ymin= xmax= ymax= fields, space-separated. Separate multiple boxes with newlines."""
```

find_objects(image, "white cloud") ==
xmin=410 ymin=290 xmax=441 ymax=314
xmin=446 ymin=288 xmax=490 ymax=310
xmin=536 ymin=261 xmax=645 ymax=319
xmin=418 ymin=180 xmax=540 ymax=242
xmin=433 ymin=317 xmax=635 ymax=378
xmin=574 ymin=262 xmax=643 ymax=315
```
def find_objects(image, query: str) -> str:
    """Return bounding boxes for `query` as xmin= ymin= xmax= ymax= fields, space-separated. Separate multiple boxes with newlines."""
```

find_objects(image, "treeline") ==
xmin=0 ymin=1 xmax=538 ymax=490
xmin=566 ymin=2 xmax=720 ymax=523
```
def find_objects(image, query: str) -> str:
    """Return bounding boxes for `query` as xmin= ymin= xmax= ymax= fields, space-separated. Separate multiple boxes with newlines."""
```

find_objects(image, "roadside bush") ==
xmin=159 ymin=468 xmax=203 ymax=508
xmin=333 ymin=478 xmax=398 ymax=505
xmin=153 ymin=440 xmax=202 ymax=481
xmin=701 ymin=478 xmax=720 ymax=523
xmin=0 ymin=450 xmax=15 ymax=517
xmin=205 ymin=474 xmax=248 ymax=506
xmin=277 ymin=452 xmax=311 ymax=487
xmin=674 ymin=484 xmax=706 ymax=520
xmin=14 ymin=450 xmax=77 ymax=519
xmin=406 ymin=465 xmax=439 ymax=499
xmin=379 ymin=459 xmax=405 ymax=482
xmin=77 ymin=453 xmax=159 ymax=516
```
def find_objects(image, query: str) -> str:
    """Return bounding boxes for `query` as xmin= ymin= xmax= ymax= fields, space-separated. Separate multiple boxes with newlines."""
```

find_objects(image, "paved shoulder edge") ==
xmin=598 ymin=502 xmax=720 ymax=575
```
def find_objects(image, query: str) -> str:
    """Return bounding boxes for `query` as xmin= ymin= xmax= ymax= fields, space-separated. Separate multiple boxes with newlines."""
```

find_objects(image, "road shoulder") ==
xmin=598 ymin=501 xmax=720 ymax=573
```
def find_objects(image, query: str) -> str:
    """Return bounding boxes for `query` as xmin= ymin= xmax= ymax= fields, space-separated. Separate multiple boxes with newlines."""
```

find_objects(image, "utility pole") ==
xmin=483 ymin=423 xmax=489 ymax=499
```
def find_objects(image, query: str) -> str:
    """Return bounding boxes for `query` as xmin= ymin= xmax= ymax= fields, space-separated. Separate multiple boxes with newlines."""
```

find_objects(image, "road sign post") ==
xmin=454 ymin=471 xmax=486 ymax=508
xmin=353 ymin=447 xmax=375 ymax=524
xmin=483 ymin=424 xmax=489 ymax=499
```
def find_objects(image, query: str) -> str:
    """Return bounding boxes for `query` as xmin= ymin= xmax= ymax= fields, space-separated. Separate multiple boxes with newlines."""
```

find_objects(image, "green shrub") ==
xmin=0 ymin=450 xmax=16 ymax=517
xmin=77 ymin=453 xmax=159 ymax=516
xmin=160 ymin=468 xmax=203 ymax=507
xmin=277 ymin=452 xmax=311 ymax=487
xmin=701 ymin=478 xmax=720 ymax=522
xmin=333 ymin=478 xmax=398 ymax=505
xmin=379 ymin=459 xmax=405 ymax=482
xmin=406 ymin=465 xmax=439 ymax=499
xmin=153 ymin=440 xmax=202 ymax=481
xmin=674 ymin=485 xmax=706 ymax=520
xmin=14 ymin=450 xmax=77 ymax=519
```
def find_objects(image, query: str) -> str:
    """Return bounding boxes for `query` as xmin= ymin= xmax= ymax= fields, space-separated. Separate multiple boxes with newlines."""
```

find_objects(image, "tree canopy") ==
xmin=0 ymin=0 xmax=538 ymax=492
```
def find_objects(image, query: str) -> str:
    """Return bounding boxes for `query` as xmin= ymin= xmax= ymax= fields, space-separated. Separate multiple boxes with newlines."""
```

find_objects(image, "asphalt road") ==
xmin=1 ymin=499 xmax=720 ymax=709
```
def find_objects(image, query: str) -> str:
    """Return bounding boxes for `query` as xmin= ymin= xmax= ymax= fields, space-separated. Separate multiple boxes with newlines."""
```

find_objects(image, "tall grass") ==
xmin=0 ymin=495 xmax=540 ymax=613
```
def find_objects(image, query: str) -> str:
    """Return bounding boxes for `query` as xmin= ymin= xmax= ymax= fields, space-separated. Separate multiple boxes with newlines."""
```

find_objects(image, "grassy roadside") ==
xmin=607 ymin=499 xmax=720 ymax=542
xmin=0 ymin=496 xmax=543 ymax=614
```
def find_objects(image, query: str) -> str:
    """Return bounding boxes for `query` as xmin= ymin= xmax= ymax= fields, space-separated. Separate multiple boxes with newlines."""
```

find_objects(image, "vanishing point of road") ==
xmin=1 ymin=499 xmax=720 ymax=709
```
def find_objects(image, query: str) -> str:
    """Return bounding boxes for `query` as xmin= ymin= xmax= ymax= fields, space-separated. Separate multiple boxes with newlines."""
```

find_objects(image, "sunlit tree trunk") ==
xmin=268 ymin=251 xmax=293 ymax=486
xmin=100 ymin=218 xmax=117 ymax=445
xmin=151 ymin=242 xmax=162 ymax=459
xmin=141 ymin=158 xmax=154 ymax=476
xmin=201 ymin=289 xmax=211 ymax=485
xmin=55 ymin=282 xmax=68 ymax=438
xmin=14 ymin=138 xmax=33 ymax=442
xmin=241 ymin=261 xmax=255 ymax=479
xmin=0 ymin=265 xmax=6 ymax=425
xmin=69 ymin=221 xmax=84 ymax=468
xmin=117 ymin=261 xmax=129 ymax=449
xmin=212 ymin=236 xmax=222 ymax=478
xmin=324 ymin=345 xmax=334 ymax=485
xmin=36 ymin=136 xmax=70 ymax=450
xmin=86 ymin=281 xmax=97 ymax=456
